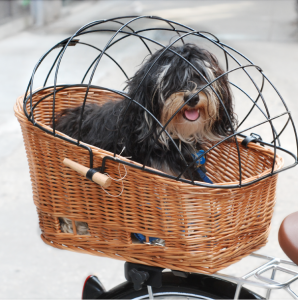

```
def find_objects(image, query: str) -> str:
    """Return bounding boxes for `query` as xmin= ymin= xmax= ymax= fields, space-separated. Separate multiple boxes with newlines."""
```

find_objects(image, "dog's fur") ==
xmin=55 ymin=43 xmax=236 ymax=235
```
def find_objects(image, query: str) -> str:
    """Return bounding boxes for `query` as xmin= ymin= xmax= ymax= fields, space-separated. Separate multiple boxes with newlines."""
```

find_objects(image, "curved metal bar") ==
xmin=78 ymin=42 xmax=129 ymax=83
xmin=203 ymin=38 xmax=282 ymax=176
xmin=237 ymin=72 xmax=265 ymax=129
xmin=217 ymin=41 xmax=283 ymax=172
xmin=26 ymin=37 xmax=73 ymax=123
xmin=50 ymin=20 xmax=106 ymax=134
xmin=80 ymin=28 xmax=185 ymax=50
xmin=223 ymin=45 xmax=229 ymax=72
xmin=27 ymin=86 xmax=70 ymax=119
xmin=259 ymin=71 xmax=298 ymax=169
xmin=43 ymin=47 xmax=64 ymax=87
xmin=163 ymin=19 xmax=186 ymax=45
xmin=229 ymin=82 xmax=268 ymax=125
xmin=24 ymin=36 xmax=80 ymax=107
xmin=92 ymin=27 xmax=219 ymax=52
xmin=218 ymin=41 xmax=254 ymax=64
xmin=111 ymin=19 xmax=152 ymax=55
xmin=197 ymin=31 xmax=220 ymax=43
xmin=22 ymin=17 xmax=261 ymax=109
xmin=271 ymin=117 xmax=290 ymax=144
xmin=228 ymin=81 xmax=281 ymax=147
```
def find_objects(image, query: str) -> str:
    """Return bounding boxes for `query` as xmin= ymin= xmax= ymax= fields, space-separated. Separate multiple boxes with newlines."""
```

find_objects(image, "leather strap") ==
xmin=86 ymin=168 xmax=98 ymax=181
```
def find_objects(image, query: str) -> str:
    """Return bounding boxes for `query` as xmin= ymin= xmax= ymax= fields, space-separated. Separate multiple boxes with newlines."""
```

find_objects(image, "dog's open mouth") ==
xmin=183 ymin=109 xmax=200 ymax=121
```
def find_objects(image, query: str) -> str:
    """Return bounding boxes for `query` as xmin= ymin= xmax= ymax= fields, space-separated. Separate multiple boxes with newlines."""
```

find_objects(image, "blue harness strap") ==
xmin=134 ymin=150 xmax=213 ymax=243
xmin=196 ymin=167 xmax=213 ymax=184
xmin=193 ymin=150 xmax=213 ymax=184
xmin=133 ymin=233 xmax=159 ymax=243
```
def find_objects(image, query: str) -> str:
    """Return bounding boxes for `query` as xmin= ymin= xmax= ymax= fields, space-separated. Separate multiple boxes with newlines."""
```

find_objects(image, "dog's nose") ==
xmin=184 ymin=93 xmax=199 ymax=107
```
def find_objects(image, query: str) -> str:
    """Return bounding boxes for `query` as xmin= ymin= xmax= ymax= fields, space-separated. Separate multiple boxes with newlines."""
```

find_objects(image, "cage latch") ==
xmin=241 ymin=133 xmax=264 ymax=148
xmin=55 ymin=39 xmax=79 ymax=48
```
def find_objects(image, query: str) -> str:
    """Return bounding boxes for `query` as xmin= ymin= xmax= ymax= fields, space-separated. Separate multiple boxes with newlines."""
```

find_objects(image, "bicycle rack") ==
xmin=214 ymin=253 xmax=298 ymax=300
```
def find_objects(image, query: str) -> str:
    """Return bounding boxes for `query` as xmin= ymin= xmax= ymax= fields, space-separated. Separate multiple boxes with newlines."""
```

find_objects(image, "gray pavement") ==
xmin=1 ymin=0 xmax=298 ymax=299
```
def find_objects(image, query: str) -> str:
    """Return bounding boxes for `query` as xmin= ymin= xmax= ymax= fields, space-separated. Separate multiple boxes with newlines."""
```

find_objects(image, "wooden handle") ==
xmin=63 ymin=158 xmax=112 ymax=188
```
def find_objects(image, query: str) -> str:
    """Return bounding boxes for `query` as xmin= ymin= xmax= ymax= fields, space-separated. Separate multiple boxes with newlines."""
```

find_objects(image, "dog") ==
xmin=55 ymin=43 xmax=236 ymax=236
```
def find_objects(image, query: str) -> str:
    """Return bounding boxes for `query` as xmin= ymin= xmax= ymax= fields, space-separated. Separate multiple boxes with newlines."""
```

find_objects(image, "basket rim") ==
xmin=15 ymin=88 xmax=284 ymax=189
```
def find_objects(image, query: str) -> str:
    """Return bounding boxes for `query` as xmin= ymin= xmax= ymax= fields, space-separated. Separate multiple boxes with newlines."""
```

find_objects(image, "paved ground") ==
xmin=1 ymin=0 xmax=298 ymax=299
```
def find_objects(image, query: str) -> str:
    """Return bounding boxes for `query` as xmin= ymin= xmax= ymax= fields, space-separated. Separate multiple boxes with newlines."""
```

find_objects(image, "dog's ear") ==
xmin=125 ymin=47 xmax=175 ymax=121
xmin=126 ymin=61 xmax=155 ymax=110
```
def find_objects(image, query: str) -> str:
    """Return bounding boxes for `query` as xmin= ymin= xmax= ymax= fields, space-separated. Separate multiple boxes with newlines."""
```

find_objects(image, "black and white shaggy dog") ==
xmin=56 ymin=43 xmax=236 ymax=235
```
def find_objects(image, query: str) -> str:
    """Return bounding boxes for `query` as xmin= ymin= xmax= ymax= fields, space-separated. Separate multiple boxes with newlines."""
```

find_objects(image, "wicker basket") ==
xmin=14 ymin=86 xmax=283 ymax=274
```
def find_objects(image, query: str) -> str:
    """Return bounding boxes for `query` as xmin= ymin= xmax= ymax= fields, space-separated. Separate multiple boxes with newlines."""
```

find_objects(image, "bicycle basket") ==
xmin=14 ymin=16 xmax=297 ymax=273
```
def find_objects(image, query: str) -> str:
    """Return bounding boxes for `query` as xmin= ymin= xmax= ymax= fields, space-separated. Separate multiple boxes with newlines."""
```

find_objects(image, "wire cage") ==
xmin=14 ymin=16 xmax=298 ymax=273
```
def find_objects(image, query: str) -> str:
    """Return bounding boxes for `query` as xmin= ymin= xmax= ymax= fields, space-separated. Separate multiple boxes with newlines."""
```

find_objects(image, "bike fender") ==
xmin=97 ymin=272 xmax=263 ymax=299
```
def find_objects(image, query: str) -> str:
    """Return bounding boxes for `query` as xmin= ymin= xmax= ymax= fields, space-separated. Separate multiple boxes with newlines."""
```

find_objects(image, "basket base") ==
xmin=40 ymin=230 xmax=269 ymax=274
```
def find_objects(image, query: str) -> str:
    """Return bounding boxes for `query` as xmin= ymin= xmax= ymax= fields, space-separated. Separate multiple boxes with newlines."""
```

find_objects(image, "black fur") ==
xmin=55 ymin=44 xmax=236 ymax=182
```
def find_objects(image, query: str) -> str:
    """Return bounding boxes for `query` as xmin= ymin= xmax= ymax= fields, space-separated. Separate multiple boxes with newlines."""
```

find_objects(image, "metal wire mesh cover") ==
xmin=14 ymin=16 xmax=297 ymax=273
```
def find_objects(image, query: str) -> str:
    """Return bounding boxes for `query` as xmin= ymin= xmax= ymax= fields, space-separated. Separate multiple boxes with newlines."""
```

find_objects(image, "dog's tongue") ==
xmin=184 ymin=109 xmax=199 ymax=121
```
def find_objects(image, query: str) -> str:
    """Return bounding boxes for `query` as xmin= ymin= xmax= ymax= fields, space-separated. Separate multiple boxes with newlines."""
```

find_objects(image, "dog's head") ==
xmin=126 ymin=43 xmax=236 ymax=147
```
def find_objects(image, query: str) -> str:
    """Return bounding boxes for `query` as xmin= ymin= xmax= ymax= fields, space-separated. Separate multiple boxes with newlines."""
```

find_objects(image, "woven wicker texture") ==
xmin=14 ymin=87 xmax=283 ymax=274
